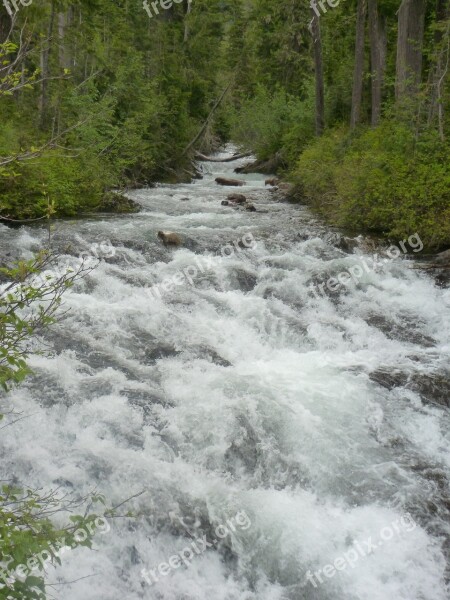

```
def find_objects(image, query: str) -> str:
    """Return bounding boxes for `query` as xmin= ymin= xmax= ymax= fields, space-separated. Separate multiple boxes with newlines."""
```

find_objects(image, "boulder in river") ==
xmin=215 ymin=177 xmax=245 ymax=187
xmin=369 ymin=367 xmax=450 ymax=408
xmin=157 ymin=231 xmax=182 ymax=246
xmin=245 ymin=203 xmax=257 ymax=212
xmin=227 ymin=194 xmax=247 ymax=204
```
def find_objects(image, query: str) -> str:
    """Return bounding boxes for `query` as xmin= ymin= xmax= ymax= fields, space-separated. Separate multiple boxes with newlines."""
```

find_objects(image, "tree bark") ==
xmin=39 ymin=2 xmax=57 ymax=129
xmin=0 ymin=5 xmax=12 ymax=44
xmin=427 ymin=0 xmax=449 ymax=139
xmin=351 ymin=0 xmax=367 ymax=128
xmin=57 ymin=10 xmax=72 ymax=70
xmin=184 ymin=0 xmax=192 ymax=43
xmin=310 ymin=10 xmax=325 ymax=136
xmin=368 ymin=0 xmax=386 ymax=125
xmin=395 ymin=0 xmax=426 ymax=101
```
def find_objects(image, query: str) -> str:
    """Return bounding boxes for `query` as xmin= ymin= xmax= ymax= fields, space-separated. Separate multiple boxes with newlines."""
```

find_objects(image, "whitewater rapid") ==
xmin=1 ymin=148 xmax=449 ymax=600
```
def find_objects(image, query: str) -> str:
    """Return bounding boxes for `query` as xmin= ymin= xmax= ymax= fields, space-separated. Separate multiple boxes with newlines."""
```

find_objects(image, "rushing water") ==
xmin=1 ymin=147 xmax=449 ymax=600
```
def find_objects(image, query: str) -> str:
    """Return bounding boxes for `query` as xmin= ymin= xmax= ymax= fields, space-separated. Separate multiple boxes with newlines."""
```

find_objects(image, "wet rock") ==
xmin=245 ymin=203 xmax=257 ymax=212
xmin=227 ymin=193 xmax=247 ymax=203
xmin=369 ymin=367 xmax=450 ymax=407
xmin=129 ymin=546 xmax=141 ymax=565
xmin=337 ymin=236 xmax=360 ymax=254
xmin=215 ymin=177 xmax=245 ymax=187
xmin=369 ymin=369 xmax=409 ymax=390
xmin=409 ymin=373 xmax=450 ymax=408
xmin=265 ymin=177 xmax=280 ymax=186
xmin=192 ymin=346 xmax=232 ymax=367
xmin=233 ymin=268 xmax=258 ymax=291
xmin=224 ymin=416 xmax=260 ymax=473
xmin=435 ymin=271 xmax=450 ymax=288
xmin=157 ymin=231 xmax=182 ymax=246
xmin=144 ymin=345 xmax=181 ymax=364
xmin=365 ymin=313 xmax=436 ymax=347
xmin=124 ymin=389 xmax=171 ymax=408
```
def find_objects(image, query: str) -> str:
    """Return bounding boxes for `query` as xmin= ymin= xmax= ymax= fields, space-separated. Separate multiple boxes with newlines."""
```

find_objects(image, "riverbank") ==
xmin=233 ymin=123 xmax=450 ymax=253
xmin=1 ymin=147 xmax=449 ymax=600
xmin=229 ymin=149 xmax=450 ymax=286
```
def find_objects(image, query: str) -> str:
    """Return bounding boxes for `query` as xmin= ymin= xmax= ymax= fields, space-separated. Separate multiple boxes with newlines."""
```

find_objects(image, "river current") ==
xmin=1 ymin=147 xmax=449 ymax=600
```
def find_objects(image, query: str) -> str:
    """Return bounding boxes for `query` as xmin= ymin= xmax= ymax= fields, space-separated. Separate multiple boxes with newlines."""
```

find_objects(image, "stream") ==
xmin=1 ymin=146 xmax=449 ymax=600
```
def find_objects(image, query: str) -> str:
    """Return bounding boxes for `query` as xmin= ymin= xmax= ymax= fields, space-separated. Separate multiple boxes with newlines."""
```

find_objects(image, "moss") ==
xmin=94 ymin=191 xmax=141 ymax=214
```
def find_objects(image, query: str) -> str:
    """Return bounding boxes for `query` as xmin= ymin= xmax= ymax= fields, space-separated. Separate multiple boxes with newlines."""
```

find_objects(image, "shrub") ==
xmin=293 ymin=123 xmax=450 ymax=249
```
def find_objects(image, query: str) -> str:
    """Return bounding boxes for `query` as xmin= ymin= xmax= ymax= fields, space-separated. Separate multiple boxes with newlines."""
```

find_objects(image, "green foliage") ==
xmin=0 ymin=487 xmax=107 ymax=600
xmin=225 ymin=0 xmax=449 ymax=249
xmin=230 ymin=85 xmax=315 ymax=163
xmin=0 ymin=252 xmax=91 ymax=390
xmin=0 ymin=0 xmax=241 ymax=219
xmin=0 ymin=251 xmax=113 ymax=600
xmin=0 ymin=41 xmax=38 ymax=97
xmin=293 ymin=123 xmax=450 ymax=249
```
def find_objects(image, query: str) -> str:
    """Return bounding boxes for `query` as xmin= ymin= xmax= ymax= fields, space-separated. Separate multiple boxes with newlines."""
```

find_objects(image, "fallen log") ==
xmin=195 ymin=151 xmax=251 ymax=163
xmin=215 ymin=177 xmax=245 ymax=187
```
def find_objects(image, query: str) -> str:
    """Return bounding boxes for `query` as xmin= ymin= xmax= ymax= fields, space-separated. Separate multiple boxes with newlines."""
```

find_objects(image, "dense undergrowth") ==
xmin=293 ymin=123 xmax=450 ymax=249
xmin=0 ymin=0 xmax=448 ymax=242
xmin=227 ymin=2 xmax=450 ymax=250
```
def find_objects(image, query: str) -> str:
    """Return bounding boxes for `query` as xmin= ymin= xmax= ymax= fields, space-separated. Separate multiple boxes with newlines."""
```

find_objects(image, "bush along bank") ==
xmin=289 ymin=123 xmax=450 ymax=251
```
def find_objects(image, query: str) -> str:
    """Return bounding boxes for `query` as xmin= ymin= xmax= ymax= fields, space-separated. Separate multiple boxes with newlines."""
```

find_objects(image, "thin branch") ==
xmin=106 ymin=489 xmax=147 ymax=515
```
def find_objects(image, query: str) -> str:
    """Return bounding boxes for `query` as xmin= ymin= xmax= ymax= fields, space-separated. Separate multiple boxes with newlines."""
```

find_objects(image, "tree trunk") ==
xmin=310 ymin=10 xmax=325 ymax=136
xmin=39 ymin=2 xmax=57 ymax=129
xmin=351 ymin=0 xmax=367 ymax=128
xmin=57 ymin=10 xmax=72 ymax=70
xmin=395 ymin=0 xmax=426 ymax=101
xmin=184 ymin=0 xmax=192 ymax=43
xmin=368 ymin=0 xmax=386 ymax=125
xmin=427 ymin=0 xmax=449 ymax=139
xmin=0 ymin=5 xmax=11 ymax=44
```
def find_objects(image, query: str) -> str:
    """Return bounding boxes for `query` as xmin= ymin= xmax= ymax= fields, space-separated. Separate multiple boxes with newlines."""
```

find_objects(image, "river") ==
xmin=1 ymin=147 xmax=449 ymax=600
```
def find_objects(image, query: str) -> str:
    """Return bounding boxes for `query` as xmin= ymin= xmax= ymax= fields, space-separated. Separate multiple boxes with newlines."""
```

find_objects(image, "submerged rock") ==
xmin=369 ymin=367 xmax=450 ymax=407
xmin=227 ymin=193 xmax=247 ymax=203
